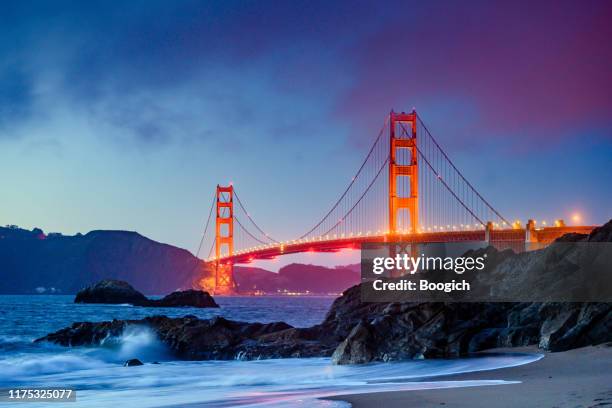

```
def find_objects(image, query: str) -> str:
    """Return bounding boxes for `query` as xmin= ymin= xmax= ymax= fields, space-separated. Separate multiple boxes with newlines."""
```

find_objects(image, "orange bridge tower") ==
xmin=389 ymin=110 xmax=419 ymax=234
xmin=215 ymin=184 xmax=236 ymax=294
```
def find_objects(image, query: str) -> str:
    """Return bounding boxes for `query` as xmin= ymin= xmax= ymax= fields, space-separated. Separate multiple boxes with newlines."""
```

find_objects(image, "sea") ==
xmin=0 ymin=295 xmax=542 ymax=407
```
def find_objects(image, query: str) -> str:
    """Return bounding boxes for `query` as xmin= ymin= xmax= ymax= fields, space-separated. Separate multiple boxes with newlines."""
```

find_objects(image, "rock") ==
xmin=36 ymin=315 xmax=335 ymax=361
xmin=34 ymin=320 xmax=129 ymax=347
xmin=75 ymin=280 xmax=218 ymax=308
xmin=75 ymin=280 xmax=149 ymax=305
xmin=124 ymin=359 xmax=143 ymax=367
xmin=324 ymin=221 xmax=612 ymax=363
xmin=331 ymin=320 xmax=376 ymax=364
xmin=148 ymin=290 xmax=219 ymax=308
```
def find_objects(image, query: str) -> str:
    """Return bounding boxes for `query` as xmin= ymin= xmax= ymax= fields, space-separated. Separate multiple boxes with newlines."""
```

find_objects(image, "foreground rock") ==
xmin=75 ymin=280 xmax=218 ymax=308
xmin=36 ymin=315 xmax=334 ymax=360
xmin=327 ymin=288 xmax=611 ymax=364
xmin=327 ymin=220 xmax=612 ymax=363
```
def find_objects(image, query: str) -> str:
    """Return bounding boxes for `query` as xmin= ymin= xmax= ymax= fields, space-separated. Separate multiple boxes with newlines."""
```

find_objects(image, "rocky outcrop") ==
xmin=148 ymin=290 xmax=218 ymax=308
xmin=328 ymin=220 xmax=612 ymax=364
xmin=327 ymin=286 xmax=611 ymax=364
xmin=75 ymin=280 xmax=149 ymax=305
xmin=35 ymin=315 xmax=334 ymax=360
xmin=75 ymin=280 xmax=218 ymax=308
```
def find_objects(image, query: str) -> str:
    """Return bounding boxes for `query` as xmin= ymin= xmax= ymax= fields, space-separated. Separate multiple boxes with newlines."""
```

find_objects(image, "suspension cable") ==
xmin=194 ymin=192 xmax=216 ymax=258
xmin=322 ymin=156 xmax=390 ymax=236
xmin=207 ymin=237 xmax=216 ymax=260
xmin=416 ymin=115 xmax=510 ymax=225
xmin=415 ymin=145 xmax=485 ymax=226
xmin=234 ymin=215 xmax=270 ymax=245
xmin=233 ymin=188 xmax=279 ymax=243
xmin=299 ymin=116 xmax=390 ymax=239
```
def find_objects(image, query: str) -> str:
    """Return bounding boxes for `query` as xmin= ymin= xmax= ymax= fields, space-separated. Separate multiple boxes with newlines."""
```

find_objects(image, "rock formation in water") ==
xmin=75 ymin=280 xmax=219 ymax=308
xmin=36 ymin=315 xmax=334 ymax=359
xmin=75 ymin=280 xmax=149 ymax=305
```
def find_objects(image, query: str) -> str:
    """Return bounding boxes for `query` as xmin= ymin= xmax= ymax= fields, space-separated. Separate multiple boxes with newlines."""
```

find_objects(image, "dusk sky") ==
xmin=1 ymin=0 xmax=611 ymax=265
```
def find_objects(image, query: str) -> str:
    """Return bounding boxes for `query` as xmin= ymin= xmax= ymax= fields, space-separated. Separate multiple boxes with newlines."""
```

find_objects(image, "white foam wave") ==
xmin=99 ymin=325 xmax=172 ymax=362
xmin=0 ymin=352 xmax=542 ymax=408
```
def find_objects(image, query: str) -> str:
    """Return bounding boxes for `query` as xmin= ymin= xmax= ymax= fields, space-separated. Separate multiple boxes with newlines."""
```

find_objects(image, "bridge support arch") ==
xmin=389 ymin=110 xmax=418 ymax=234
xmin=215 ymin=185 xmax=236 ymax=295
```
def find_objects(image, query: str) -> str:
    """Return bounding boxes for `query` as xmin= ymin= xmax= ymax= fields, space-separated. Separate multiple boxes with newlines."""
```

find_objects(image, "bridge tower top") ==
xmin=389 ymin=110 xmax=418 ymax=234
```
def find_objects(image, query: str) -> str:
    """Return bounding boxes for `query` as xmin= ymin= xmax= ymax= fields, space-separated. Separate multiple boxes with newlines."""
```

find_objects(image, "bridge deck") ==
xmin=210 ymin=226 xmax=596 ymax=265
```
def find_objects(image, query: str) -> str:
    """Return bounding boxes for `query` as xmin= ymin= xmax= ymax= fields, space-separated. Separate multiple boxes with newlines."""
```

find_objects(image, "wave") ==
xmin=0 ymin=350 xmax=542 ymax=407
xmin=98 ymin=325 xmax=172 ymax=362
xmin=0 ymin=353 xmax=108 ymax=382
xmin=0 ymin=325 xmax=173 ymax=385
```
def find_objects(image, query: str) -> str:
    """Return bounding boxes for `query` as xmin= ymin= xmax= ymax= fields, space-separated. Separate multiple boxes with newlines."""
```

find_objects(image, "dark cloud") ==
xmin=0 ymin=0 xmax=610 ymax=151
xmin=335 ymin=1 xmax=612 ymax=147
xmin=0 ymin=66 xmax=34 ymax=136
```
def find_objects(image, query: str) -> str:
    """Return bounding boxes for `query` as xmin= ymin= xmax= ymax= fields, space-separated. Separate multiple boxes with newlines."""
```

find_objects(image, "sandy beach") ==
xmin=326 ymin=344 xmax=612 ymax=408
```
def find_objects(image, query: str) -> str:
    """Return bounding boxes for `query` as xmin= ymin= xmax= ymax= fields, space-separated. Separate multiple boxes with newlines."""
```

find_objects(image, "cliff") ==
xmin=0 ymin=226 xmax=204 ymax=294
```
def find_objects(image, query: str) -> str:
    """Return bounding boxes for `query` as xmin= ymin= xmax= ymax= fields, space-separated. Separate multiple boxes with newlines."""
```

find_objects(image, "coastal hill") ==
xmin=0 ymin=225 xmax=359 ymax=295
xmin=0 ymin=226 xmax=202 ymax=294
xmin=235 ymin=264 xmax=360 ymax=294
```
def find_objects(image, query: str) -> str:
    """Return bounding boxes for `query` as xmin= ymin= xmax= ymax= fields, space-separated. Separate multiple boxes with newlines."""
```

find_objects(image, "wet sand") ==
xmin=326 ymin=344 xmax=612 ymax=408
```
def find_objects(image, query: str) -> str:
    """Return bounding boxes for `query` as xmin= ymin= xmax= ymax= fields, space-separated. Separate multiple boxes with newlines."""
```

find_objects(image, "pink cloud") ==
xmin=335 ymin=1 xmax=612 ymax=144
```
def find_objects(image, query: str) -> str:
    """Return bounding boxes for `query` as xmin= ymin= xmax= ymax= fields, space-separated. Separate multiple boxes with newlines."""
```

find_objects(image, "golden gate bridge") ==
xmin=195 ymin=110 xmax=595 ymax=295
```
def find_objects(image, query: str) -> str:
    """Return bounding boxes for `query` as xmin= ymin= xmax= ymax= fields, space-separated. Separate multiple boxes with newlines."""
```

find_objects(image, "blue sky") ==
xmin=1 ymin=1 xmax=611 ymax=264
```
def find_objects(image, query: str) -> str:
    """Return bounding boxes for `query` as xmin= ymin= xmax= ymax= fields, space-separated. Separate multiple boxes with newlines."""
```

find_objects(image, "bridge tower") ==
xmin=389 ymin=110 xmax=418 ymax=234
xmin=215 ymin=184 xmax=236 ymax=294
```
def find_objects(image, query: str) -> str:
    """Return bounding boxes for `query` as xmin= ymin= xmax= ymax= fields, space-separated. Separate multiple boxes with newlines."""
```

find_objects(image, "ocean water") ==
xmin=0 ymin=295 xmax=542 ymax=407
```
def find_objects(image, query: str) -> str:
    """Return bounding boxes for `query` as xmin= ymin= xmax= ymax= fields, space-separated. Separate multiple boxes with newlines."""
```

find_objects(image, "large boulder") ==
xmin=75 ymin=280 xmax=149 ymax=305
xmin=149 ymin=289 xmax=219 ymax=308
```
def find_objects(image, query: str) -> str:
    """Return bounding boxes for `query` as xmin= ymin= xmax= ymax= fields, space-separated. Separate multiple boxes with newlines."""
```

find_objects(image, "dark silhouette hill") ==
xmin=0 ymin=226 xmax=204 ymax=294
xmin=0 ymin=226 xmax=360 ymax=295
xmin=235 ymin=263 xmax=360 ymax=294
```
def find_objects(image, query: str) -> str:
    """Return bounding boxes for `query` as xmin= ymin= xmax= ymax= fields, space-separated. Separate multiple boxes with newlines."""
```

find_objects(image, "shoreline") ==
xmin=325 ymin=344 xmax=612 ymax=408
